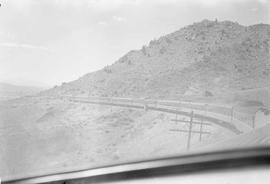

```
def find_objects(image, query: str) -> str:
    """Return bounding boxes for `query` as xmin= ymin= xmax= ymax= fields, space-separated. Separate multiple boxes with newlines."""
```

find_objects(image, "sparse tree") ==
xmin=142 ymin=45 xmax=147 ymax=56
xmin=104 ymin=66 xmax=112 ymax=73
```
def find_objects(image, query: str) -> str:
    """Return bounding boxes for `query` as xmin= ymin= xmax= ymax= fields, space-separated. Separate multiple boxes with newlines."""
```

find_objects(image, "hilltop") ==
xmin=43 ymin=20 xmax=270 ymax=105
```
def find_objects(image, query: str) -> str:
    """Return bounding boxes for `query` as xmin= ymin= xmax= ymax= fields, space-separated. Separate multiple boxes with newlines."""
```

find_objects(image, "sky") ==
xmin=0 ymin=0 xmax=269 ymax=87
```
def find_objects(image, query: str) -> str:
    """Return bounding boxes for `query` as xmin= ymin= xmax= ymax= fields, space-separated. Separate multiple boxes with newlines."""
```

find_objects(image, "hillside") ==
xmin=0 ymin=83 xmax=44 ymax=101
xmin=44 ymin=20 xmax=270 ymax=105
xmin=196 ymin=123 xmax=270 ymax=151
xmin=0 ymin=96 xmax=237 ymax=180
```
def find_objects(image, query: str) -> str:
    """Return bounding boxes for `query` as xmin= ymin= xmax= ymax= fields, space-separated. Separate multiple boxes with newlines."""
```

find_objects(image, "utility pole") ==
xmin=199 ymin=115 xmax=203 ymax=142
xmin=170 ymin=110 xmax=211 ymax=151
xmin=187 ymin=111 xmax=194 ymax=150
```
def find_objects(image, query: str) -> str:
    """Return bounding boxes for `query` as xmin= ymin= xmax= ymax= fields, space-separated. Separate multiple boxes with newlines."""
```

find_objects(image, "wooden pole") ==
xmin=199 ymin=116 xmax=203 ymax=142
xmin=187 ymin=111 xmax=194 ymax=150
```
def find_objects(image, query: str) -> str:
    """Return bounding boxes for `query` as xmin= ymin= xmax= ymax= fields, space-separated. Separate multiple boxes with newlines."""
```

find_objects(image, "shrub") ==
xmin=104 ymin=66 xmax=112 ymax=73
xmin=165 ymin=37 xmax=172 ymax=44
xmin=142 ymin=46 xmax=147 ymax=55
xmin=205 ymin=90 xmax=213 ymax=97
xmin=118 ymin=55 xmax=128 ymax=63
xmin=263 ymin=69 xmax=270 ymax=76
xmin=159 ymin=47 xmax=166 ymax=54
xmin=149 ymin=39 xmax=159 ymax=46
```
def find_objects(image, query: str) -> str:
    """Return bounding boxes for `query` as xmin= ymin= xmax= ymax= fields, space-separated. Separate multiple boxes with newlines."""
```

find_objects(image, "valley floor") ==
xmin=0 ymin=96 xmax=269 ymax=181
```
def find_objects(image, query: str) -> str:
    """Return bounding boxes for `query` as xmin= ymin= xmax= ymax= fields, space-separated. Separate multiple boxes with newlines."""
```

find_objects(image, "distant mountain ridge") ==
xmin=44 ymin=20 xmax=270 ymax=103
xmin=0 ymin=83 xmax=44 ymax=100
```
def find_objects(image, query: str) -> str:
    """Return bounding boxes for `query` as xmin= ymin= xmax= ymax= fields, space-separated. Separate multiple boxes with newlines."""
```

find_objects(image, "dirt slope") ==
xmin=196 ymin=123 xmax=270 ymax=152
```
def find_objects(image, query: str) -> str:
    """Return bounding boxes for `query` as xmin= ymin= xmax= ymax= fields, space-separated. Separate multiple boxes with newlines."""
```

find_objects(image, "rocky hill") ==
xmin=44 ymin=20 xmax=270 ymax=104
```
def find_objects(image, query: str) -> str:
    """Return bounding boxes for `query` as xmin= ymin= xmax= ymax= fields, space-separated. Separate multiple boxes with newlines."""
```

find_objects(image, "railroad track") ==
xmin=64 ymin=96 xmax=252 ymax=134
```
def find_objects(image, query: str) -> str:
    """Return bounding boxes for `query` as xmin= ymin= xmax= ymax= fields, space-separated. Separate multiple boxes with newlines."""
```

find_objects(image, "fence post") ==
xmin=187 ymin=111 xmax=194 ymax=150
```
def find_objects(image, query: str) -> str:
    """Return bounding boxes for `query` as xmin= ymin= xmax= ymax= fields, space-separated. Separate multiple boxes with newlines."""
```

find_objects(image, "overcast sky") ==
xmin=0 ymin=0 xmax=269 ymax=87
